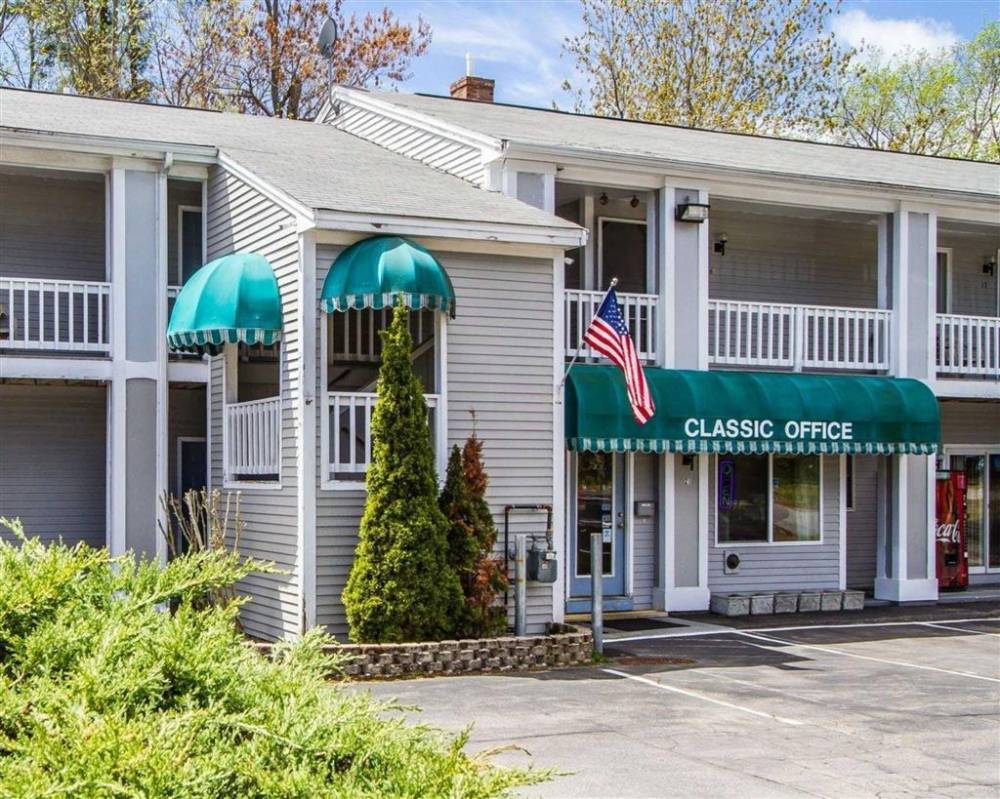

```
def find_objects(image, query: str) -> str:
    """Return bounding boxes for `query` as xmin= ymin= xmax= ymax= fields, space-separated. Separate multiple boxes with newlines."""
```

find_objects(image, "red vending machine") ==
xmin=935 ymin=470 xmax=968 ymax=590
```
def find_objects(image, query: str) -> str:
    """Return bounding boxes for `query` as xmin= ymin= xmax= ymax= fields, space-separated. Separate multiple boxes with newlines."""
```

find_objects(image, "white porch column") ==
xmin=875 ymin=206 xmax=938 ymax=602
xmin=655 ymin=184 xmax=711 ymax=612
xmin=106 ymin=164 xmax=168 ymax=561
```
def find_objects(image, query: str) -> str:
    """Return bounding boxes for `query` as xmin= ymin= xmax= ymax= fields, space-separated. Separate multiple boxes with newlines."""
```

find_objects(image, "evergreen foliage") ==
xmin=440 ymin=432 xmax=508 ymax=639
xmin=0 ymin=518 xmax=543 ymax=796
xmin=342 ymin=303 xmax=463 ymax=643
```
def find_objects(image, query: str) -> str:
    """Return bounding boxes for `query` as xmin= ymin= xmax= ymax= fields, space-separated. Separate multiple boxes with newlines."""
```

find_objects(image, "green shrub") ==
xmin=342 ymin=303 xmax=464 ymax=643
xmin=440 ymin=437 xmax=508 ymax=639
xmin=0 ymin=518 xmax=545 ymax=797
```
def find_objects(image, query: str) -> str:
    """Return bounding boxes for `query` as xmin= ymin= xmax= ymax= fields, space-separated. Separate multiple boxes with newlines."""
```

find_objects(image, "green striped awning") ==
xmin=320 ymin=236 xmax=455 ymax=316
xmin=566 ymin=366 xmax=940 ymax=456
xmin=167 ymin=253 xmax=283 ymax=355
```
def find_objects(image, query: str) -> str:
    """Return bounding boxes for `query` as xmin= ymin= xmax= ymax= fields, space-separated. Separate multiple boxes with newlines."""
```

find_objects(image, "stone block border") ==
xmin=258 ymin=623 xmax=593 ymax=680
xmin=710 ymin=590 xmax=865 ymax=617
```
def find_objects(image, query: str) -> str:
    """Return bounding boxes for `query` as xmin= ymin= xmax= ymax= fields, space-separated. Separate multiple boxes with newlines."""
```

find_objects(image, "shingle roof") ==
xmin=359 ymin=90 xmax=1000 ymax=200
xmin=0 ymin=88 xmax=580 ymax=233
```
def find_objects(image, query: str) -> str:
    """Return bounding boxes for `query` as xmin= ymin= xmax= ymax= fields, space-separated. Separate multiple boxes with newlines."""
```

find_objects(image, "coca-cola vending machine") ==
xmin=936 ymin=470 xmax=968 ymax=590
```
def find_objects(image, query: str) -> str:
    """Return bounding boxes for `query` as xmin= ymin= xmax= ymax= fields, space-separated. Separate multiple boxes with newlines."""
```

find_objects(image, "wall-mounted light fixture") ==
xmin=983 ymin=258 xmax=996 ymax=276
xmin=630 ymin=194 xmax=640 ymax=208
xmin=714 ymin=234 xmax=728 ymax=256
xmin=599 ymin=192 xmax=609 ymax=206
xmin=676 ymin=200 xmax=710 ymax=223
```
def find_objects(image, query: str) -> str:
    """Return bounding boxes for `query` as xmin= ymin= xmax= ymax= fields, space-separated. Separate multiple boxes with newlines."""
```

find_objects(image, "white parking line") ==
xmin=734 ymin=630 xmax=1000 ymax=684
xmin=608 ymin=617 xmax=1000 ymax=644
xmin=920 ymin=621 xmax=1000 ymax=638
xmin=601 ymin=668 xmax=804 ymax=726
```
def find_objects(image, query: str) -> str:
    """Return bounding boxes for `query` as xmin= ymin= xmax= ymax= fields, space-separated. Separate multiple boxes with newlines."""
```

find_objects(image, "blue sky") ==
xmin=342 ymin=0 xmax=998 ymax=107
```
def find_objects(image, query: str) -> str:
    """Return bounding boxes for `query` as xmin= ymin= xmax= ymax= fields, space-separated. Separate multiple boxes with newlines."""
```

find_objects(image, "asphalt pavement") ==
xmin=356 ymin=610 xmax=1000 ymax=798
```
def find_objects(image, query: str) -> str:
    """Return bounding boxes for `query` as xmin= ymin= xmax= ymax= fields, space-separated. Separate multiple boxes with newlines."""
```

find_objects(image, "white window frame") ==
xmin=714 ymin=454 xmax=825 ymax=546
xmin=175 ymin=435 xmax=207 ymax=497
xmin=597 ymin=216 xmax=651 ymax=294
xmin=935 ymin=247 xmax=953 ymax=315
xmin=222 ymin=341 xmax=283 ymax=490
xmin=177 ymin=204 xmax=203 ymax=285
xmin=320 ymin=306 xmax=447 ymax=491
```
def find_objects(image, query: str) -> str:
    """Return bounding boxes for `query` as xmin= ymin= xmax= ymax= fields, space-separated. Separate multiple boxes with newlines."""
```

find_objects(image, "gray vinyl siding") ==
xmin=168 ymin=385 xmax=207 ymax=496
xmin=323 ymin=102 xmax=487 ymax=185
xmin=708 ymin=454 xmax=842 ymax=592
xmin=0 ymin=170 xmax=105 ymax=282
xmin=631 ymin=453 xmax=658 ymax=609
xmin=709 ymin=207 xmax=878 ymax=308
xmin=313 ymin=246 xmax=557 ymax=637
xmin=0 ymin=383 xmax=106 ymax=548
xmin=206 ymin=166 xmax=301 ymax=641
xmin=940 ymin=400 xmax=1000 ymax=445
xmin=938 ymin=229 xmax=1000 ymax=318
xmin=845 ymin=455 xmax=879 ymax=590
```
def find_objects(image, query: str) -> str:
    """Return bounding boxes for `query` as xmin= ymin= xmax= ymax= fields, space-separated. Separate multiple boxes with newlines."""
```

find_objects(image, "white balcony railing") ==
xmin=327 ymin=391 xmax=438 ymax=479
xmin=565 ymin=289 xmax=658 ymax=362
xmin=0 ymin=277 xmax=111 ymax=353
xmin=708 ymin=300 xmax=891 ymax=372
xmin=936 ymin=313 xmax=1000 ymax=378
xmin=224 ymin=396 xmax=281 ymax=479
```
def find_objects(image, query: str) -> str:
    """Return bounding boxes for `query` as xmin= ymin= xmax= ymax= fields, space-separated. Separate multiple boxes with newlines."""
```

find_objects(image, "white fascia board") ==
xmin=312 ymin=208 xmax=586 ymax=248
xmin=0 ymin=357 xmax=112 ymax=382
xmin=1 ymin=128 xmax=217 ymax=164
xmin=216 ymin=151 xmax=316 ymax=229
xmin=933 ymin=380 xmax=1000 ymax=400
xmin=504 ymin=142 xmax=1000 ymax=209
xmin=167 ymin=360 xmax=210 ymax=383
xmin=326 ymin=87 xmax=503 ymax=155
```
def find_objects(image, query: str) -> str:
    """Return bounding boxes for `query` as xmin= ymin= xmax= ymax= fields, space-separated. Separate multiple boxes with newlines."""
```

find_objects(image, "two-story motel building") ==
xmin=1 ymin=79 xmax=997 ymax=640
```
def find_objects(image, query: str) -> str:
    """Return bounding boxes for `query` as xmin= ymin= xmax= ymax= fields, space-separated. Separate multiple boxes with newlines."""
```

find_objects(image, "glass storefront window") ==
xmin=772 ymin=456 xmax=821 ymax=542
xmin=989 ymin=455 xmax=1000 ymax=569
xmin=717 ymin=455 xmax=821 ymax=544
xmin=717 ymin=456 xmax=769 ymax=543
xmin=955 ymin=455 xmax=985 ymax=568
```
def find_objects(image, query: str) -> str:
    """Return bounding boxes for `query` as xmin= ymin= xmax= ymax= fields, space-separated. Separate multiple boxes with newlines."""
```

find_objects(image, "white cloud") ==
xmin=833 ymin=9 xmax=960 ymax=60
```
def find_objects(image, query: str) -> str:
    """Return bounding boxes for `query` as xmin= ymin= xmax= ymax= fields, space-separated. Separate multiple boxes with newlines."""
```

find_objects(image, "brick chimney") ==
xmin=449 ymin=54 xmax=494 ymax=103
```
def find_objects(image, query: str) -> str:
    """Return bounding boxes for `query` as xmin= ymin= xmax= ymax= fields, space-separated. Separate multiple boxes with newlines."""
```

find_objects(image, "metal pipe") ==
xmin=590 ymin=531 xmax=603 ymax=655
xmin=514 ymin=534 xmax=527 ymax=636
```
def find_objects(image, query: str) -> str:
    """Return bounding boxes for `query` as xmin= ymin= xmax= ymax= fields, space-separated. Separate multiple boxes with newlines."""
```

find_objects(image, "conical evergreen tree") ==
xmin=462 ymin=432 xmax=508 ymax=637
xmin=439 ymin=445 xmax=479 ymax=634
xmin=342 ymin=303 xmax=463 ymax=643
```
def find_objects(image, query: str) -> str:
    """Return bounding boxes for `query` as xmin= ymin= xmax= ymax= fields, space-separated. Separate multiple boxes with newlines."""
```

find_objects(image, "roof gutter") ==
xmin=0 ymin=127 xmax=218 ymax=163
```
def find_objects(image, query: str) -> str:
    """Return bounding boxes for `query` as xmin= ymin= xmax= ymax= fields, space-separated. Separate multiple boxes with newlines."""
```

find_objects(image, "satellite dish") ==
xmin=318 ymin=18 xmax=338 ymax=57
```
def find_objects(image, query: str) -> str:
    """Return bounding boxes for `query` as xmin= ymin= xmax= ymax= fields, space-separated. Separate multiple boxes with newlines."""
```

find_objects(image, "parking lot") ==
xmin=360 ymin=612 xmax=1000 ymax=798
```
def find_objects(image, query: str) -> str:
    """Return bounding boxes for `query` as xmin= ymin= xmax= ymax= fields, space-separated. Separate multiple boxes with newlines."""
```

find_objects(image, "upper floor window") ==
xmin=178 ymin=206 xmax=204 ymax=285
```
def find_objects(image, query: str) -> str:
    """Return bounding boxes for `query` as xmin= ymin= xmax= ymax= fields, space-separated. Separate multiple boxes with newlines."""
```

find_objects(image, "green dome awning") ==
xmin=167 ymin=253 xmax=283 ymax=355
xmin=566 ymin=366 xmax=940 ymax=455
xmin=320 ymin=236 xmax=456 ymax=316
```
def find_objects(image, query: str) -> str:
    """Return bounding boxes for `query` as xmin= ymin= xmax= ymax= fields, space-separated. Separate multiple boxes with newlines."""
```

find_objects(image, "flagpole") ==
xmin=557 ymin=277 xmax=618 ymax=393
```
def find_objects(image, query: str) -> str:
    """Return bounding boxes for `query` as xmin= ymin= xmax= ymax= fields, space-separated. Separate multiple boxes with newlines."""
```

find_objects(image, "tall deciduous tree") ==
xmin=342 ymin=304 xmax=462 ymax=643
xmin=152 ymin=0 xmax=430 ymax=118
xmin=563 ymin=0 xmax=852 ymax=135
xmin=16 ymin=0 xmax=154 ymax=99
xmin=828 ymin=22 xmax=999 ymax=161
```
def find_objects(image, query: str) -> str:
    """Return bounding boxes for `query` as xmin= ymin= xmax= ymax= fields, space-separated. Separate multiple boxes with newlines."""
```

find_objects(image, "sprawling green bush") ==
xmin=0 ymin=519 xmax=544 ymax=797
xmin=343 ymin=303 xmax=464 ymax=643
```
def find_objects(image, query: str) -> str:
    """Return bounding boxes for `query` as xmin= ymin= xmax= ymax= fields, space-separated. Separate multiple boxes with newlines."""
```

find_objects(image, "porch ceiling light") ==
xmin=676 ymin=201 xmax=710 ymax=223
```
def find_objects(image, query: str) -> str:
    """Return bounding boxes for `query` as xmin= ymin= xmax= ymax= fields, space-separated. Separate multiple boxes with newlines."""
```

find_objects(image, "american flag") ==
xmin=583 ymin=287 xmax=656 ymax=425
